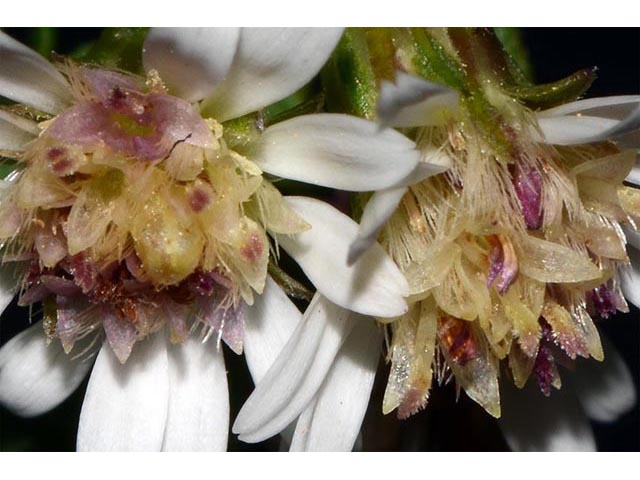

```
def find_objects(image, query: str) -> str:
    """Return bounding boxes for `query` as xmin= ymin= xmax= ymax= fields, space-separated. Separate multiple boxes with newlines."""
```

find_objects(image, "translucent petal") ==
xmin=518 ymin=235 xmax=602 ymax=283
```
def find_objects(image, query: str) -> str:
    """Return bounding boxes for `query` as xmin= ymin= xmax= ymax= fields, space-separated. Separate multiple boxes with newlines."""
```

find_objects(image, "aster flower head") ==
xmin=360 ymin=28 xmax=640 ymax=421
xmin=0 ymin=27 xmax=423 ymax=451
xmin=232 ymin=28 xmax=639 ymax=452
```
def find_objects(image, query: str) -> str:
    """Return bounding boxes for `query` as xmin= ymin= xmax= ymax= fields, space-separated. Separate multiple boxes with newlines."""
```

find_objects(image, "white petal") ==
xmin=410 ymin=146 xmax=454 ymax=182
xmin=623 ymin=226 xmax=640 ymax=251
xmin=0 ymin=262 xmax=24 ymax=316
xmin=77 ymin=334 xmax=169 ymax=451
xmin=539 ymin=95 xmax=640 ymax=119
xmin=498 ymin=382 xmax=596 ymax=452
xmin=0 ymin=109 xmax=39 ymax=150
xmin=346 ymin=144 xmax=451 ymax=264
xmin=233 ymin=294 xmax=355 ymax=443
xmin=0 ymin=31 xmax=71 ymax=114
xmin=0 ymin=322 xmax=93 ymax=416
xmin=161 ymin=337 xmax=229 ymax=451
xmin=202 ymin=28 xmax=344 ymax=121
xmin=620 ymin=246 xmax=640 ymax=309
xmin=288 ymin=398 xmax=316 ymax=450
xmin=244 ymin=275 xmax=301 ymax=383
xmin=377 ymin=72 xmax=459 ymax=128
xmin=536 ymin=115 xmax=618 ymax=145
xmin=573 ymin=337 xmax=636 ymax=423
xmin=347 ymin=186 xmax=407 ymax=265
xmin=604 ymin=106 xmax=640 ymax=141
xmin=537 ymin=106 xmax=640 ymax=146
xmin=278 ymin=423 xmax=297 ymax=451
xmin=0 ymin=108 xmax=39 ymax=135
xmin=253 ymin=113 xmax=421 ymax=192
xmin=615 ymin=130 xmax=640 ymax=150
xmin=626 ymin=165 xmax=640 ymax=187
xmin=290 ymin=317 xmax=380 ymax=451
xmin=143 ymin=28 xmax=240 ymax=103
xmin=278 ymin=196 xmax=409 ymax=318
xmin=353 ymin=432 xmax=364 ymax=451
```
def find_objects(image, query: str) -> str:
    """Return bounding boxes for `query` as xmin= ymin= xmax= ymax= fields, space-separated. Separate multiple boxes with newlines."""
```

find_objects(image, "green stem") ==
xmin=30 ymin=28 xmax=58 ymax=58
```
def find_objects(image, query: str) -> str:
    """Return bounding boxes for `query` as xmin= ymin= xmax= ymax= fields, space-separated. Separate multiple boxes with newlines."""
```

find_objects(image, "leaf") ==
xmin=0 ymin=160 xmax=18 ymax=180
xmin=321 ymin=28 xmax=378 ymax=119
xmin=81 ymin=28 xmax=149 ymax=74
xmin=406 ymin=28 xmax=468 ymax=91
xmin=261 ymin=84 xmax=323 ymax=128
xmin=503 ymin=68 xmax=597 ymax=110
xmin=29 ymin=28 xmax=59 ymax=58
xmin=493 ymin=27 xmax=533 ymax=82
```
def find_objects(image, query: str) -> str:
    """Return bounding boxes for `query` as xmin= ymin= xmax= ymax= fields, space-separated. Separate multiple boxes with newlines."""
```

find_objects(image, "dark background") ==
xmin=0 ymin=28 xmax=638 ymax=451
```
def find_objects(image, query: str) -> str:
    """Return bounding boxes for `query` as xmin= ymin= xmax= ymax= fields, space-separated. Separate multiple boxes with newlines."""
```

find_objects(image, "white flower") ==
xmin=526 ymin=158 xmax=640 ymax=450
xmin=233 ymin=70 xmax=640 ymax=451
xmin=377 ymin=74 xmax=640 ymax=451
xmin=233 ymin=202 xmax=393 ymax=451
xmin=616 ymin=122 xmax=640 ymax=308
xmin=231 ymin=81 xmax=452 ymax=452
xmin=0 ymin=28 xmax=426 ymax=451
xmin=351 ymin=73 xmax=640 ymax=264
xmin=541 ymin=101 xmax=638 ymax=451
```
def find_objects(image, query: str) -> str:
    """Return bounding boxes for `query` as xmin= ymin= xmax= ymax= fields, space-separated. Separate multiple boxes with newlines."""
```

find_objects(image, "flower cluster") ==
xmin=1 ymin=64 xmax=308 ymax=363
xmin=0 ymin=27 xmax=638 ymax=452
xmin=380 ymin=89 xmax=639 ymax=419
xmin=233 ymin=28 xmax=639 ymax=451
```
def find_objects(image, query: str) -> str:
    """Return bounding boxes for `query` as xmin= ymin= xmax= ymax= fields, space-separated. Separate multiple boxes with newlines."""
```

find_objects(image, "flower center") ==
xmin=380 ymin=105 xmax=639 ymax=418
xmin=0 ymin=66 xmax=306 ymax=363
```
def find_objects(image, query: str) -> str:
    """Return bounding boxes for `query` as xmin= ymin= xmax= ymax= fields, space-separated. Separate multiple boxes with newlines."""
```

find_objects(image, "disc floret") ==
xmin=381 ymin=96 xmax=638 ymax=418
xmin=0 ymin=64 xmax=308 ymax=363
